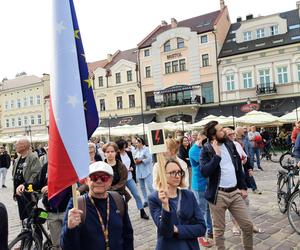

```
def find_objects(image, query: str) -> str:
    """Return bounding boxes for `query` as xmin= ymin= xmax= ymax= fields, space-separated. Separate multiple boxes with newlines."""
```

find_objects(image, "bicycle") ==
xmin=8 ymin=189 xmax=53 ymax=250
xmin=260 ymin=140 xmax=281 ymax=163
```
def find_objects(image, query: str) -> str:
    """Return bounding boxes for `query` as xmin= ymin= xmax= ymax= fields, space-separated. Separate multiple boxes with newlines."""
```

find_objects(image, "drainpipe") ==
xmin=212 ymin=29 xmax=221 ymax=104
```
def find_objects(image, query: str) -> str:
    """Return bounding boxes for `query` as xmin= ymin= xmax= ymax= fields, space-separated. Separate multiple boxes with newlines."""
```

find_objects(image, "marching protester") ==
xmin=189 ymin=131 xmax=213 ymax=247
xmin=116 ymin=139 xmax=149 ymax=220
xmin=61 ymin=161 xmax=134 ymax=250
xmin=248 ymin=126 xmax=263 ymax=171
xmin=0 ymin=202 xmax=8 ymax=250
xmin=134 ymin=137 xmax=154 ymax=207
xmin=149 ymin=157 xmax=206 ymax=250
xmin=178 ymin=136 xmax=191 ymax=187
xmin=200 ymin=121 xmax=253 ymax=250
xmin=13 ymin=138 xmax=41 ymax=220
xmin=153 ymin=138 xmax=189 ymax=189
xmin=292 ymin=120 xmax=300 ymax=144
xmin=103 ymin=142 xmax=130 ymax=202
xmin=0 ymin=146 xmax=11 ymax=188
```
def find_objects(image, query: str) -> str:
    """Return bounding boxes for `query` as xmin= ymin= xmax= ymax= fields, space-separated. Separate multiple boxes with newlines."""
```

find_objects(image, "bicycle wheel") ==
xmin=9 ymin=232 xmax=42 ymax=250
xmin=277 ymin=173 xmax=288 ymax=213
xmin=280 ymin=152 xmax=295 ymax=167
xmin=287 ymin=191 xmax=300 ymax=234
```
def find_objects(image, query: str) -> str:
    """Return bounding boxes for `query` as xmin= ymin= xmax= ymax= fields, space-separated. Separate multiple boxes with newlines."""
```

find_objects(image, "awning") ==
xmin=99 ymin=113 xmax=156 ymax=127
xmin=154 ymin=84 xmax=200 ymax=95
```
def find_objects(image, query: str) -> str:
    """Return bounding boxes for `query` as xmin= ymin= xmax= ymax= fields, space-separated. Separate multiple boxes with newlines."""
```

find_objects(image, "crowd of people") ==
xmin=1 ymin=120 xmax=300 ymax=250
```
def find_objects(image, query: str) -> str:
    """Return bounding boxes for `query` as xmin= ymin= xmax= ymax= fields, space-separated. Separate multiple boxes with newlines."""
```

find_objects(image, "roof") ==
xmin=87 ymin=59 xmax=108 ymax=74
xmin=1 ymin=75 xmax=42 ymax=91
xmin=104 ymin=48 xmax=138 ymax=69
xmin=138 ymin=10 xmax=221 ymax=49
xmin=219 ymin=9 xmax=300 ymax=58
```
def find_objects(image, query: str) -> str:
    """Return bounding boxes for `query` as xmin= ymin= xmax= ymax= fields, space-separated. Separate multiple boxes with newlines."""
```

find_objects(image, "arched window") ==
xmin=164 ymin=40 xmax=171 ymax=52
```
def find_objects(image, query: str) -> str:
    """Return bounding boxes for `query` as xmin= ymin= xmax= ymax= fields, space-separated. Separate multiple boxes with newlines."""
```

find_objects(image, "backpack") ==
xmin=78 ymin=191 xmax=125 ymax=223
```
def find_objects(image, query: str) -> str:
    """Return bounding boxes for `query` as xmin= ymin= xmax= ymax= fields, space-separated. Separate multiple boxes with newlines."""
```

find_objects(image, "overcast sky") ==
xmin=0 ymin=0 xmax=297 ymax=80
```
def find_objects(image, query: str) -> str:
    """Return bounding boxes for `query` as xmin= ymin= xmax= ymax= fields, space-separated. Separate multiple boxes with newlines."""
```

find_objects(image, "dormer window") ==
xmin=270 ymin=25 xmax=279 ymax=36
xmin=164 ymin=40 xmax=171 ymax=52
xmin=243 ymin=31 xmax=252 ymax=41
xmin=177 ymin=38 xmax=184 ymax=49
xmin=256 ymin=28 xmax=265 ymax=39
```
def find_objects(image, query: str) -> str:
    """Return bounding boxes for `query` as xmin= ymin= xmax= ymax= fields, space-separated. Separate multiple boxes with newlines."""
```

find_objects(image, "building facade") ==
xmin=0 ymin=74 xmax=50 ymax=138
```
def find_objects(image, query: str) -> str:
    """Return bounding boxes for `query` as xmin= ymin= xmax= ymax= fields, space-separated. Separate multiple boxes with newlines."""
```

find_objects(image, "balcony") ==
xmin=256 ymin=83 xmax=277 ymax=95
xmin=146 ymin=97 xmax=202 ymax=110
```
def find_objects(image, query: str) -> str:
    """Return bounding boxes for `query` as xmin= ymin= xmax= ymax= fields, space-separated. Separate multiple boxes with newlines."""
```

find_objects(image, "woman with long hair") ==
xmin=149 ymin=157 xmax=206 ymax=250
xmin=178 ymin=136 xmax=191 ymax=187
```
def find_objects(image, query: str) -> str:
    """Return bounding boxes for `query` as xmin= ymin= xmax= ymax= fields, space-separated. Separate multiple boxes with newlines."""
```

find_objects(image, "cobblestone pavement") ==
xmin=1 ymin=159 xmax=300 ymax=250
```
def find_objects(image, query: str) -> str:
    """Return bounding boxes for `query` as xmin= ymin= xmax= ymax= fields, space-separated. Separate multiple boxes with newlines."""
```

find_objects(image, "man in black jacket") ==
xmin=200 ymin=121 xmax=253 ymax=250
xmin=0 ymin=146 xmax=11 ymax=188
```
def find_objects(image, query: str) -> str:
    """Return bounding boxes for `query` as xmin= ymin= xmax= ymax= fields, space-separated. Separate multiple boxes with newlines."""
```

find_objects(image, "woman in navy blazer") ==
xmin=148 ymin=158 xmax=206 ymax=250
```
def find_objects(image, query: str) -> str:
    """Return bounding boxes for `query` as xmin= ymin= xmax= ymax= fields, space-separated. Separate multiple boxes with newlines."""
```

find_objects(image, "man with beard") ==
xmin=200 ymin=121 xmax=253 ymax=250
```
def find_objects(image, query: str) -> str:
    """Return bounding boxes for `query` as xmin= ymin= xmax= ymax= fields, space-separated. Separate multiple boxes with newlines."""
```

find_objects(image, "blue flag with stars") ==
xmin=69 ymin=0 xmax=99 ymax=139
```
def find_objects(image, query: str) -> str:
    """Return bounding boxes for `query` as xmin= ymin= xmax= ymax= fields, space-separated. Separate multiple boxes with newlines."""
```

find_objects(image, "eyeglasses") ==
xmin=90 ymin=174 xmax=110 ymax=183
xmin=166 ymin=170 xmax=185 ymax=178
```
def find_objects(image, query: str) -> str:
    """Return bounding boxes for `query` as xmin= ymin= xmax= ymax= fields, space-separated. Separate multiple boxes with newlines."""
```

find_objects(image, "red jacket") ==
xmin=292 ymin=128 xmax=300 ymax=143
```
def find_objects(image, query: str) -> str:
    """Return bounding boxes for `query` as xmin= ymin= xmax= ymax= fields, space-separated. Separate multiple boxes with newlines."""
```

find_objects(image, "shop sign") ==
xmin=118 ymin=117 xmax=133 ymax=125
xmin=240 ymin=103 xmax=260 ymax=113
xmin=167 ymin=52 xmax=182 ymax=60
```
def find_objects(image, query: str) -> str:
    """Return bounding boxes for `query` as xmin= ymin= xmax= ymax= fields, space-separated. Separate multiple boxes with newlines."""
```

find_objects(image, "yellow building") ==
xmin=0 ymin=73 xmax=50 ymax=139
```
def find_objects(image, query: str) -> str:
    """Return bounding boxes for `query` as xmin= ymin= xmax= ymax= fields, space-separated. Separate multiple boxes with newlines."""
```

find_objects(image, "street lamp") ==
xmin=231 ymin=106 xmax=237 ymax=128
xmin=25 ymin=125 xmax=32 ymax=146
xmin=180 ymin=113 xmax=184 ymax=133
xmin=107 ymin=114 xmax=117 ymax=142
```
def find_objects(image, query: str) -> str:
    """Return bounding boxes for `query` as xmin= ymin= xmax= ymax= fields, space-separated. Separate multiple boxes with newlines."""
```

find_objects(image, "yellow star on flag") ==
xmin=84 ymin=79 xmax=92 ymax=88
xmin=74 ymin=29 xmax=80 ymax=39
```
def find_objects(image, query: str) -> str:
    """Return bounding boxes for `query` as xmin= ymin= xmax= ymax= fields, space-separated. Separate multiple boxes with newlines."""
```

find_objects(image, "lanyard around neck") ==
xmin=89 ymin=194 xmax=110 ymax=250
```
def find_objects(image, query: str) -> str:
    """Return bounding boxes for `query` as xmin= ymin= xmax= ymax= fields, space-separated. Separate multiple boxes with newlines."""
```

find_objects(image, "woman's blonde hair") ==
xmin=165 ymin=138 xmax=179 ymax=154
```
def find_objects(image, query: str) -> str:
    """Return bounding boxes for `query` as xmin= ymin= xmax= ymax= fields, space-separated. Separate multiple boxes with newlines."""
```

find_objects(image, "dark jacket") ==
xmin=148 ymin=189 xmax=206 ymax=250
xmin=116 ymin=150 xmax=137 ymax=183
xmin=0 ymin=152 xmax=11 ymax=169
xmin=33 ymin=163 xmax=71 ymax=213
xmin=61 ymin=194 xmax=134 ymax=250
xmin=200 ymin=140 xmax=247 ymax=204
xmin=178 ymin=145 xmax=191 ymax=167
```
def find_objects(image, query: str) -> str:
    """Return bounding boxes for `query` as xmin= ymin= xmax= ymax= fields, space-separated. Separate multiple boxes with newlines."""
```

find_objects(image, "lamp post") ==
xmin=181 ymin=113 xmax=184 ymax=133
xmin=231 ymin=106 xmax=237 ymax=128
xmin=25 ymin=125 xmax=32 ymax=146
xmin=107 ymin=114 xmax=117 ymax=142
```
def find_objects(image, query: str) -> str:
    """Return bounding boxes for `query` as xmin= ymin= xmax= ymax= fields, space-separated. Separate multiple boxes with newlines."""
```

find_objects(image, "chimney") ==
xmin=161 ymin=20 xmax=168 ymax=26
xmin=220 ymin=0 xmax=225 ymax=9
xmin=297 ymin=1 xmax=300 ymax=17
xmin=236 ymin=17 xmax=242 ymax=22
xmin=171 ymin=18 xmax=177 ymax=28
xmin=107 ymin=54 xmax=113 ymax=62
xmin=246 ymin=14 xmax=253 ymax=20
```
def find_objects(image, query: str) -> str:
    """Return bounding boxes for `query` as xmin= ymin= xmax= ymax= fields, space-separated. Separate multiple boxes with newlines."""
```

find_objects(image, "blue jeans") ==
xmin=250 ymin=147 xmax=261 ymax=168
xmin=192 ymin=190 xmax=213 ymax=235
xmin=245 ymin=170 xmax=257 ymax=191
xmin=126 ymin=178 xmax=143 ymax=210
xmin=138 ymin=174 xmax=154 ymax=203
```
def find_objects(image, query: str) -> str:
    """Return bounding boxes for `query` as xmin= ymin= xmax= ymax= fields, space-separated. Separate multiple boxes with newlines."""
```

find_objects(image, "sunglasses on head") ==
xmin=90 ymin=174 xmax=110 ymax=183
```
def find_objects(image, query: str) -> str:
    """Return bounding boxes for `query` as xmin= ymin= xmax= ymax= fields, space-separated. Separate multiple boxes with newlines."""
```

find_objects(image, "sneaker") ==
xmin=198 ymin=237 xmax=213 ymax=248
xmin=140 ymin=208 xmax=149 ymax=220
xmin=143 ymin=202 xmax=148 ymax=208
xmin=2 ymin=185 xmax=7 ymax=188
xmin=253 ymin=189 xmax=262 ymax=195
xmin=258 ymin=166 xmax=264 ymax=171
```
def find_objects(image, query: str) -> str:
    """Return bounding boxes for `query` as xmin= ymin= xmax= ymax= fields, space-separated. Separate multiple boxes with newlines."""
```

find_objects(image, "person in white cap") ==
xmin=61 ymin=161 xmax=134 ymax=250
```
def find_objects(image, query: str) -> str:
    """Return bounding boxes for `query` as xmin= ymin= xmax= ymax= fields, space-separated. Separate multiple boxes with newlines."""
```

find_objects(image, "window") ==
xmin=37 ymin=115 xmax=42 ymax=125
xmin=256 ymin=28 xmax=265 ymax=38
xmin=17 ymin=99 xmax=21 ymax=108
xmin=117 ymin=96 xmax=123 ymax=109
xmin=10 ymin=100 xmax=14 ymax=109
xmin=177 ymin=38 xmax=184 ymax=49
xmin=270 ymin=25 xmax=279 ymax=36
xmin=11 ymin=118 xmax=15 ymax=127
xmin=202 ymin=54 xmax=209 ymax=67
xmin=127 ymin=70 xmax=132 ymax=82
xmin=29 ymin=96 xmax=34 ymax=106
xmin=165 ymin=62 xmax=171 ymax=74
xmin=115 ymin=73 xmax=121 ymax=84
xmin=298 ymin=64 xmax=300 ymax=81
xmin=201 ymin=35 xmax=208 ymax=43
xmin=243 ymin=31 xmax=252 ymax=41
xmin=259 ymin=69 xmax=270 ymax=86
xmin=98 ymin=76 xmax=103 ymax=87
xmin=5 ymin=101 xmax=9 ymax=110
xmin=172 ymin=61 xmax=179 ymax=73
xmin=179 ymin=59 xmax=186 ymax=71
xmin=242 ymin=72 xmax=253 ymax=88
xmin=6 ymin=119 xmax=9 ymax=128
xmin=289 ymin=24 xmax=300 ymax=30
xmin=145 ymin=66 xmax=151 ymax=78
xmin=144 ymin=49 xmax=150 ymax=57
xmin=129 ymin=95 xmax=135 ymax=108
xmin=23 ymin=97 xmax=28 ymax=107
xmin=164 ymin=40 xmax=171 ymax=52
xmin=226 ymin=75 xmax=235 ymax=91
xmin=277 ymin=66 xmax=288 ymax=84
xmin=31 ymin=116 xmax=35 ymax=125
xmin=100 ymin=99 xmax=105 ymax=111
xmin=24 ymin=116 xmax=28 ymax=126
xmin=18 ymin=117 xmax=22 ymax=126
xmin=36 ymin=95 xmax=41 ymax=105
